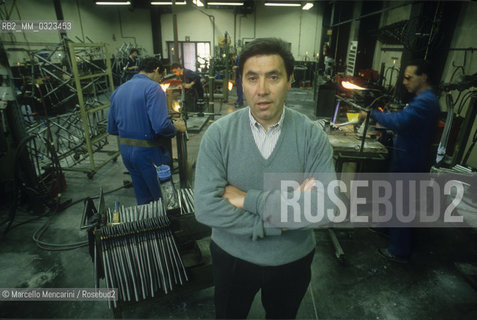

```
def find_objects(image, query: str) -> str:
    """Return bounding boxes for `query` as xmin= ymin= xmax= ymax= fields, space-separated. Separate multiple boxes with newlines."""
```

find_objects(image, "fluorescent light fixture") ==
xmin=302 ymin=2 xmax=313 ymax=10
xmin=96 ymin=1 xmax=131 ymax=5
xmin=193 ymin=0 xmax=204 ymax=6
xmin=264 ymin=2 xmax=301 ymax=7
xmin=208 ymin=2 xmax=244 ymax=5
xmin=151 ymin=1 xmax=186 ymax=5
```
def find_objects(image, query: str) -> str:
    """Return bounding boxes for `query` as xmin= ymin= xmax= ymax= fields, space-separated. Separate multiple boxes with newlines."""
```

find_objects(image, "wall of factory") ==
xmin=245 ymin=4 xmax=323 ymax=61
xmin=65 ymin=2 xmax=154 ymax=55
xmin=348 ymin=2 xmax=362 ymax=42
xmin=1 ymin=0 xmax=60 ymax=47
xmin=2 ymin=1 xmax=323 ymax=67
xmin=1 ymin=0 xmax=154 ymax=64
xmin=371 ymin=2 xmax=411 ymax=91
xmin=160 ymin=6 xmax=233 ymax=52
xmin=440 ymin=2 xmax=477 ymax=168
xmin=160 ymin=3 xmax=323 ymax=62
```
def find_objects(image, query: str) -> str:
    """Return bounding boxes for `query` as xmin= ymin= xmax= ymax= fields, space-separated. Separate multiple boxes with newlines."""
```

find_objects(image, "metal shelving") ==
xmin=65 ymin=42 xmax=120 ymax=178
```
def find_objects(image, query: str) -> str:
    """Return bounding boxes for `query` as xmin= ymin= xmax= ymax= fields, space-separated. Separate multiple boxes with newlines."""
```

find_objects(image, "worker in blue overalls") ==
xmin=359 ymin=59 xmax=440 ymax=263
xmin=171 ymin=63 xmax=204 ymax=112
xmin=108 ymin=57 xmax=186 ymax=205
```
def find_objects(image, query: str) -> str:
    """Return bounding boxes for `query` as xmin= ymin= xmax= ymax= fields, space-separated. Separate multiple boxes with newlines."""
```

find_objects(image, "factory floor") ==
xmin=1 ymin=87 xmax=477 ymax=319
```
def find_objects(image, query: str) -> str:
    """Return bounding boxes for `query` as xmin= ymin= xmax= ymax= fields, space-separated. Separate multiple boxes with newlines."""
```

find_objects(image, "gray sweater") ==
xmin=194 ymin=107 xmax=335 ymax=266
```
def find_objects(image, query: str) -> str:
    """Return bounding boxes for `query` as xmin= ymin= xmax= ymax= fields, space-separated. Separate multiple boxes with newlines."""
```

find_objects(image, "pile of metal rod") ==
xmin=177 ymin=187 xmax=194 ymax=215
xmin=99 ymin=199 xmax=188 ymax=308
xmin=25 ymin=108 xmax=108 ymax=177
xmin=12 ymin=40 xmax=116 ymax=178
xmin=33 ymin=40 xmax=110 ymax=110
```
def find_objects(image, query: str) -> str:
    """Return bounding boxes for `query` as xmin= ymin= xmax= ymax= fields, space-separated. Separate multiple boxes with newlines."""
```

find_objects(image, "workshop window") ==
xmin=167 ymin=41 xmax=210 ymax=72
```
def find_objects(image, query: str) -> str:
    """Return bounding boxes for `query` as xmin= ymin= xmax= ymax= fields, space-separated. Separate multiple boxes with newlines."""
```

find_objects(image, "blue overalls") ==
xmin=371 ymin=89 xmax=440 ymax=258
xmin=108 ymin=74 xmax=177 ymax=205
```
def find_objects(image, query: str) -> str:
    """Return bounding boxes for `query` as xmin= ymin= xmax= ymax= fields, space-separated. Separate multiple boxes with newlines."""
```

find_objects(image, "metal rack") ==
xmin=8 ymin=40 xmax=121 ymax=179
xmin=81 ymin=189 xmax=212 ymax=316
xmin=65 ymin=42 xmax=120 ymax=178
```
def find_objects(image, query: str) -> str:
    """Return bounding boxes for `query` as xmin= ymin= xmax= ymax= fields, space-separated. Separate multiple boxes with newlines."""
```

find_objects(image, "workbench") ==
xmin=326 ymin=130 xmax=389 ymax=174
xmin=316 ymin=122 xmax=389 ymax=262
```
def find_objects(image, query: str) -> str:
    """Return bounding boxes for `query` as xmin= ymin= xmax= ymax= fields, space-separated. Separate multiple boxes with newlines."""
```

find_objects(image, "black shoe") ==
xmin=378 ymin=248 xmax=408 ymax=264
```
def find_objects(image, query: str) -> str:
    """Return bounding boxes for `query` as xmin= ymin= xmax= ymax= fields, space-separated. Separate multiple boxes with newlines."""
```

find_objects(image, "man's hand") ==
xmin=173 ymin=119 xmax=187 ymax=132
xmin=358 ymin=111 xmax=368 ymax=124
xmin=184 ymin=83 xmax=193 ymax=89
xmin=222 ymin=185 xmax=246 ymax=209
xmin=298 ymin=178 xmax=316 ymax=191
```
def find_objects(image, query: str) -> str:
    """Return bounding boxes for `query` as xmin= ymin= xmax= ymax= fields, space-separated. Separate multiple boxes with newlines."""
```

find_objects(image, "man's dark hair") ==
xmin=139 ymin=57 xmax=162 ymax=73
xmin=407 ymin=59 xmax=435 ymax=85
xmin=130 ymin=48 xmax=139 ymax=55
xmin=171 ymin=63 xmax=182 ymax=70
xmin=239 ymin=38 xmax=295 ymax=79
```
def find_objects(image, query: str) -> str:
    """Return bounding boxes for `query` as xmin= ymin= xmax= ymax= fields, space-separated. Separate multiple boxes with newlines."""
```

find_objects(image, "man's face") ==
xmin=403 ymin=65 xmax=428 ymax=94
xmin=242 ymin=54 xmax=292 ymax=129
xmin=131 ymin=51 xmax=138 ymax=58
xmin=172 ymin=67 xmax=182 ymax=77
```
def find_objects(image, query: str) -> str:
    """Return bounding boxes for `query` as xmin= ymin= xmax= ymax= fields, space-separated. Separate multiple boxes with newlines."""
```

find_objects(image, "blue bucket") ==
xmin=157 ymin=164 xmax=171 ymax=182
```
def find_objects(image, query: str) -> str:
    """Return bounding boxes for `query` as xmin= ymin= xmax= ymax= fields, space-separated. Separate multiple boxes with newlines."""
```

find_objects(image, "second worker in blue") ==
xmin=108 ymin=57 xmax=186 ymax=205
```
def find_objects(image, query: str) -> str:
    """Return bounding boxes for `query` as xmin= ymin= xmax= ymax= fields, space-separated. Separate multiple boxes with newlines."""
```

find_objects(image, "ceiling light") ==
xmin=96 ymin=1 xmax=131 ymax=5
xmin=151 ymin=1 xmax=187 ymax=5
xmin=302 ymin=2 xmax=313 ymax=10
xmin=264 ymin=2 xmax=301 ymax=7
xmin=193 ymin=0 xmax=205 ymax=7
xmin=208 ymin=2 xmax=244 ymax=5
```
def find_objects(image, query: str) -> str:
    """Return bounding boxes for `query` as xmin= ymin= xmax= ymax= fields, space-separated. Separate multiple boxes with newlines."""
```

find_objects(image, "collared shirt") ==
xmin=248 ymin=107 xmax=285 ymax=159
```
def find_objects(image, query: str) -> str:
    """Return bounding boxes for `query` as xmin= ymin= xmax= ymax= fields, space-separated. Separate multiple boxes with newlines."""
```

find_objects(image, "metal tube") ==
xmin=113 ymin=229 xmax=131 ymax=301
xmin=101 ymin=235 xmax=116 ymax=308
xmin=182 ymin=189 xmax=191 ymax=213
xmin=134 ymin=221 xmax=149 ymax=299
xmin=119 ymin=225 xmax=137 ymax=301
xmin=126 ymin=225 xmax=144 ymax=301
xmin=98 ymin=200 xmax=188 ymax=305
xmin=140 ymin=221 xmax=156 ymax=296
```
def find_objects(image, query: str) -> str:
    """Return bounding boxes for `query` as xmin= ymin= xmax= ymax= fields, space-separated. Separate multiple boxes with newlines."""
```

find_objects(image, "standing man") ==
xmin=171 ymin=63 xmax=204 ymax=112
xmin=194 ymin=38 xmax=335 ymax=318
xmin=360 ymin=59 xmax=440 ymax=263
xmin=108 ymin=57 xmax=186 ymax=205
xmin=122 ymin=48 xmax=139 ymax=82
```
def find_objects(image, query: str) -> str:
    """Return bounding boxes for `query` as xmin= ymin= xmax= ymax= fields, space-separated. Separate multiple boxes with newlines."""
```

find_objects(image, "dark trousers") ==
xmin=388 ymin=227 xmax=411 ymax=258
xmin=210 ymin=241 xmax=314 ymax=319
xmin=185 ymin=86 xmax=204 ymax=112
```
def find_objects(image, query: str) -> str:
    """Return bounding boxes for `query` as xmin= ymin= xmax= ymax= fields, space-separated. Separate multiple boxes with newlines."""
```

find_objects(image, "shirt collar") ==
xmin=248 ymin=107 xmax=286 ymax=131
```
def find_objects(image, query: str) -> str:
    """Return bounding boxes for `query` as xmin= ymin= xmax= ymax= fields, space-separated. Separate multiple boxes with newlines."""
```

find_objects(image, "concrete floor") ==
xmin=1 ymin=88 xmax=477 ymax=319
